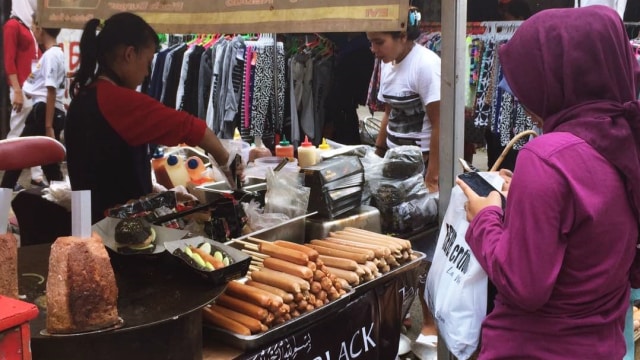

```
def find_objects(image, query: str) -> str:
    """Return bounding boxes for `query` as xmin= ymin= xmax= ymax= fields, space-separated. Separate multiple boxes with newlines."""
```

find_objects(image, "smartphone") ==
xmin=458 ymin=172 xmax=506 ymax=209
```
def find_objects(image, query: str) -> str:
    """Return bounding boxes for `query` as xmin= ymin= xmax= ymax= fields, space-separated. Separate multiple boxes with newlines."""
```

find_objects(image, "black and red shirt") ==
xmin=65 ymin=79 xmax=207 ymax=223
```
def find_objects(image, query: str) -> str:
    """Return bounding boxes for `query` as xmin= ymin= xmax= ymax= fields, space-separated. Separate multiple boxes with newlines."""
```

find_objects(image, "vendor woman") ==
xmin=65 ymin=12 xmax=237 ymax=223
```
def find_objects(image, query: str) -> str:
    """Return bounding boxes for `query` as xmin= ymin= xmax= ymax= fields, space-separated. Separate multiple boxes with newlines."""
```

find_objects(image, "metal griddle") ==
xmin=19 ymin=243 xmax=226 ymax=360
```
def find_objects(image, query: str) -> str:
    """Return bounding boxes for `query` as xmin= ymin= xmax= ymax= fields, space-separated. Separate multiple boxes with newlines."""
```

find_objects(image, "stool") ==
xmin=0 ymin=296 xmax=39 ymax=360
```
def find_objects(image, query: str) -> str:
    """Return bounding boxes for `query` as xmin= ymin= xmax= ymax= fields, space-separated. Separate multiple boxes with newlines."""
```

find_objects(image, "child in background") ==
xmin=0 ymin=19 xmax=65 ymax=190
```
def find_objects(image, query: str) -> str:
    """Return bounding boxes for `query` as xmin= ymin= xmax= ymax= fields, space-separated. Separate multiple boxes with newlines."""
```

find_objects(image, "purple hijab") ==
xmin=499 ymin=5 xmax=640 ymax=222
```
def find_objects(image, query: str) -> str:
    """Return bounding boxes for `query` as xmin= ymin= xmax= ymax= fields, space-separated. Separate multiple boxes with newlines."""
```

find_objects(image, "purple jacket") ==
xmin=467 ymin=132 xmax=636 ymax=358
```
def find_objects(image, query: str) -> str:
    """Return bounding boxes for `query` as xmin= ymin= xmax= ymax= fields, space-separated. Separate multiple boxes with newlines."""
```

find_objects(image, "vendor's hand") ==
xmin=12 ymin=91 xmax=24 ymax=113
xmin=45 ymin=127 xmax=55 ymax=139
xmin=375 ymin=146 xmax=387 ymax=158
xmin=425 ymin=172 xmax=439 ymax=193
xmin=456 ymin=178 xmax=502 ymax=222
xmin=220 ymin=153 xmax=244 ymax=190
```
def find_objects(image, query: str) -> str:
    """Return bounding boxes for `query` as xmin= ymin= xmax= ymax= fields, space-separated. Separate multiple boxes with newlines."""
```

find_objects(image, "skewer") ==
xmin=235 ymin=239 xmax=259 ymax=247
xmin=244 ymin=249 xmax=268 ymax=259
xmin=247 ymin=236 xmax=269 ymax=244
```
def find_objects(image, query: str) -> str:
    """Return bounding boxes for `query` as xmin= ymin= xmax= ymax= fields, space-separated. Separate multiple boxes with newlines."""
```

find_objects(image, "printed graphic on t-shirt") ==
xmin=382 ymin=92 xmax=425 ymax=147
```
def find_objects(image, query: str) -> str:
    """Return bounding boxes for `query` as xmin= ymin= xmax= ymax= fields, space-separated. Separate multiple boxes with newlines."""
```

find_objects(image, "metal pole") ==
xmin=438 ymin=0 xmax=466 ymax=224
xmin=437 ymin=0 xmax=466 ymax=357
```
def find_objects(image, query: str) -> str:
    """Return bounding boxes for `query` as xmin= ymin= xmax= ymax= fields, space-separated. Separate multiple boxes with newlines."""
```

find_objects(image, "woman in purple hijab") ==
xmin=457 ymin=5 xmax=640 ymax=359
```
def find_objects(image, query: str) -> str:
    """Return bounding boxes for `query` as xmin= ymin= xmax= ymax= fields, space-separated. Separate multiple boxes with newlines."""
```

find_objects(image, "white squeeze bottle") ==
xmin=297 ymin=135 xmax=317 ymax=168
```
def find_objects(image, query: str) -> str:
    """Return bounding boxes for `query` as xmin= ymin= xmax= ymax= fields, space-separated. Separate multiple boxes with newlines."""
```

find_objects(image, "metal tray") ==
xmin=203 ymin=288 xmax=353 ymax=351
xmin=352 ymin=250 xmax=427 ymax=296
xmin=164 ymin=236 xmax=250 ymax=285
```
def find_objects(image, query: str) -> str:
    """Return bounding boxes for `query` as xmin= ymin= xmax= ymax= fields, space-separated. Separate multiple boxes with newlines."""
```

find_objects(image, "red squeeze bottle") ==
xmin=275 ymin=135 xmax=294 ymax=161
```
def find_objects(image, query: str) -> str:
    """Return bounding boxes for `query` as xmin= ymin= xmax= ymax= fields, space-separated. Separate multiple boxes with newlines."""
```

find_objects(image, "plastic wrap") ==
xmin=367 ymin=146 xmax=438 ymax=235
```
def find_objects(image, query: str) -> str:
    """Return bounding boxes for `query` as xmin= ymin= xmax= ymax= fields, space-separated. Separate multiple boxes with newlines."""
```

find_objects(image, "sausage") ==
xmin=304 ymin=244 xmax=369 ymax=264
xmin=324 ymin=237 xmax=390 ymax=257
xmin=309 ymin=240 xmax=375 ymax=260
xmin=189 ymin=245 xmax=225 ymax=269
xmin=329 ymin=231 xmax=404 ymax=253
xmin=262 ymin=257 xmax=314 ymax=280
xmin=225 ymin=280 xmax=283 ymax=309
xmin=364 ymin=261 xmax=380 ymax=276
xmin=214 ymin=293 xmax=268 ymax=321
xmin=259 ymin=242 xmax=309 ymax=266
xmin=202 ymin=306 xmax=251 ymax=335
xmin=324 ymin=266 xmax=360 ymax=285
xmin=273 ymin=240 xmax=320 ymax=261
xmin=251 ymin=268 xmax=310 ymax=293
xmin=317 ymin=255 xmax=360 ymax=271
xmin=208 ymin=304 xmax=264 ymax=334
xmin=245 ymin=280 xmax=295 ymax=303
xmin=342 ymin=227 xmax=411 ymax=249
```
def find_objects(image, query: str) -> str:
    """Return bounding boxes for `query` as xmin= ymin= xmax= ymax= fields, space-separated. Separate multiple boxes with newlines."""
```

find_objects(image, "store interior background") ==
xmin=1 ymin=1 xmax=640 ymax=358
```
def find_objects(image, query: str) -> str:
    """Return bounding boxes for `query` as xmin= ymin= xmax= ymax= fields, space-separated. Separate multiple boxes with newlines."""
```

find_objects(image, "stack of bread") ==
xmin=0 ymin=233 xmax=19 ymax=299
xmin=46 ymin=233 xmax=119 ymax=334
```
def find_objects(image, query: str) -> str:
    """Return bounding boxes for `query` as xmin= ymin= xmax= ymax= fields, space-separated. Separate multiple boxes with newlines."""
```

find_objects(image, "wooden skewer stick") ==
xmin=234 ymin=239 xmax=254 ymax=246
xmin=247 ymin=236 xmax=269 ymax=244
xmin=244 ymin=249 xmax=269 ymax=259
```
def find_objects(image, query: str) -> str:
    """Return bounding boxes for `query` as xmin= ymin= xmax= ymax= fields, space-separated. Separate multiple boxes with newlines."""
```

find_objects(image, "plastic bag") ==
xmin=42 ymin=178 xmax=72 ymax=211
xmin=264 ymin=168 xmax=310 ymax=219
xmin=242 ymin=200 xmax=290 ymax=233
xmin=367 ymin=146 xmax=437 ymax=234
xmin=425 ymin=172 xmax=504 ymax=360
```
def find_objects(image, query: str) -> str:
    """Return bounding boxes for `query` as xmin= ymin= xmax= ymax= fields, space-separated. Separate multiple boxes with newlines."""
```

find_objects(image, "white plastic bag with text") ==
xmin=425 ymin=172 xmax=504 ymax=359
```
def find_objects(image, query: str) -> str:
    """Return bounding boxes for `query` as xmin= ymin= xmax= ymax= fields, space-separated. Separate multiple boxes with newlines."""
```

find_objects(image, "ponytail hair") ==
xmin=70 ymin=18 xmax=100 ymax=98
xmin=70 ymin=12 xmax=159 ymax=98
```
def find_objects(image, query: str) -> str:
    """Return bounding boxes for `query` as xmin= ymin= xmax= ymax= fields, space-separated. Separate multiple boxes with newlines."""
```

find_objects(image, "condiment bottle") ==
xmin=316 ymin=137 xmax=331 ymax=162
xmin=151 ymin=148 xmax=172 ymax=189
xmin=248 ymin=136 xmax=272 ymax=163
xmin=275 ymin=135 xmax=294 ymax=161
xmin=164 ymin=154 xmax=190 ymax=188
xmin=185 ymin=156 xmax=213 ymax=185
xmin=297 ymin=135 xmax=317 ymax=168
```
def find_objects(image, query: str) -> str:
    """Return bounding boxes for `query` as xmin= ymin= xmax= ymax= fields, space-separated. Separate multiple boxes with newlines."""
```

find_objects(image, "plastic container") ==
xmin=186 ymin=156 xmax=213 ymax=185
xmin=245 ymin=156 xmax=299 ymax=179
xmin=151 ymin=148 xmax=173 ymax=189
xmin=275 ymin=135 xmax=294 ymax=161
xmin=164 ymin=154 xmax=191 ymax=188
xmin=297 ymin=135 xmax=317 ymax=168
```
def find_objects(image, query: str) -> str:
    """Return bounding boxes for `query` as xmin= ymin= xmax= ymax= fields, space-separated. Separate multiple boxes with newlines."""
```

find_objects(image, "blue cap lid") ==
xmin=187 ymin=158 xmax=199 ymax=170
xmin=166 ymin=154 xmax=179 ymax=166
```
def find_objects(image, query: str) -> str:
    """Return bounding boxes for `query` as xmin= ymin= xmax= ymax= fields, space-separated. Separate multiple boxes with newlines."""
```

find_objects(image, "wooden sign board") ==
xmin=38 ymin=0 xmax=409 ymax=33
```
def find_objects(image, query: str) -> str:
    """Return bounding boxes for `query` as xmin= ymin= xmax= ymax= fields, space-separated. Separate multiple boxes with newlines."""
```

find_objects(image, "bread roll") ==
xmin=46 ymin=233 xmax=119 ymax=333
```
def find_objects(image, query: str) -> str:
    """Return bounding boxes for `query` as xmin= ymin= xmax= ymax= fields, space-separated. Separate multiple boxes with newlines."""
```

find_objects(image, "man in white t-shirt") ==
xmin=367 ymin=7 xmax=442 ymax=360
xmin=369 ymin=18 xmax=441 ymax=194
xmin=0 ymin=21 xmax=65 ymax=190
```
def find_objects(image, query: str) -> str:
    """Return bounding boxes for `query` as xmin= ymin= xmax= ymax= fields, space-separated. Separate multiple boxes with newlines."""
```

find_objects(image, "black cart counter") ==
xmin=203 ymin=251 xmax=428 ymax=360
xmin=19 ymin=244 xmax=226 ymax=360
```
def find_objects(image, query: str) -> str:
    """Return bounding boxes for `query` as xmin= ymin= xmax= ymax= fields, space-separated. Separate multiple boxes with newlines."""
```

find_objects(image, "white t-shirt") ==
xmin=377 ymin=44 xmax=441 ymax=152
xmin=22 ymin=45 xmax=66 ymax=111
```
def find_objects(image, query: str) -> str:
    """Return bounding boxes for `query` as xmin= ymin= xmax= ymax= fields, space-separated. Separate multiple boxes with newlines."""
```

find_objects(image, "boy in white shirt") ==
xmin=0 ymin=19 xmax=65 ymax=191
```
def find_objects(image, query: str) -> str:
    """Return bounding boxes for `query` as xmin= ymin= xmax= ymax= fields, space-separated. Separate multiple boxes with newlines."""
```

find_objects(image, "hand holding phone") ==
xmin=457 ymin=172 xmax=506 ymax=209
